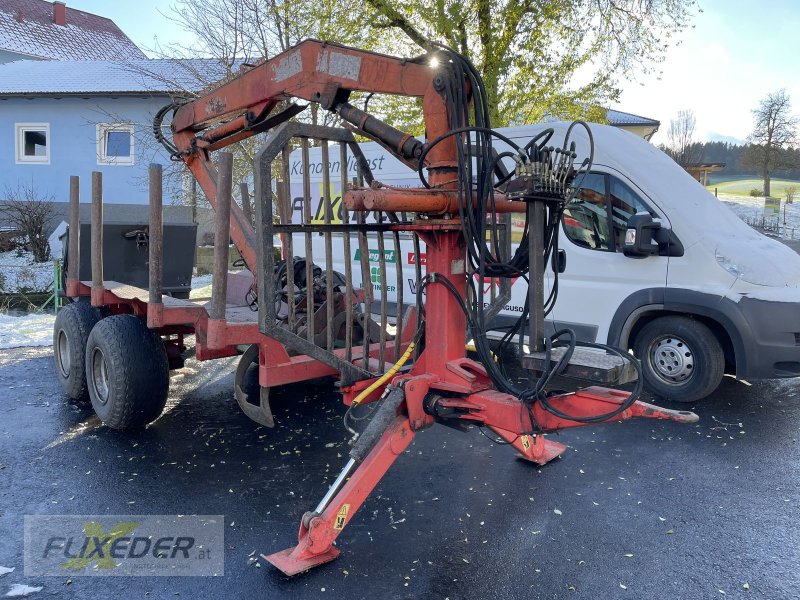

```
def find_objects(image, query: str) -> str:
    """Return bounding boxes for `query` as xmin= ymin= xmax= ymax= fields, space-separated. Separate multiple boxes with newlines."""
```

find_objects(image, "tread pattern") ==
xmin=85 ymin=315 xmax=169 ymax=429
xmin=53 ymin=300 xmax=101 ymax=401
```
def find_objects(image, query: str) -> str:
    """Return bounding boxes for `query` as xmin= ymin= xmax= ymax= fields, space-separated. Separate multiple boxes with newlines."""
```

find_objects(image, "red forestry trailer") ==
xmin=52 ymin=39 xmax=698 ymax=575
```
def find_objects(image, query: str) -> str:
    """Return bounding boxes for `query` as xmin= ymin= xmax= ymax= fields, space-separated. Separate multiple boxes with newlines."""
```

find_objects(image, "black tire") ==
xmin=633 ymin=316 xmax=724 ymax=403
xmin=53 ymin=300 xmax=102 ymax=401
xmin=85 ymin=315 xmax=169 ymax=430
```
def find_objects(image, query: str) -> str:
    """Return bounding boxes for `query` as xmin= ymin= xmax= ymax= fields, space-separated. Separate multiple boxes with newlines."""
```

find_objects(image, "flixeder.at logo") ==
xmin=24 ymin=515 xmax=224 ymax=576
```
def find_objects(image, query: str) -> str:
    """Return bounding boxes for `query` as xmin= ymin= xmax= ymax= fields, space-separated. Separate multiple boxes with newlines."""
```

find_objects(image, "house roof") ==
xmin=605 ymin=109 xmax=660 ymax=127
xmin=0 ymin=0 xmax=146 ymax=61
xmin=0 ymin=58 xmax=230 ymax=95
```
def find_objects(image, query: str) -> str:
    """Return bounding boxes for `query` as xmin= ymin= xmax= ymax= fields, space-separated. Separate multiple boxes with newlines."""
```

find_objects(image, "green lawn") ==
xmin=706 ymin=178 xmax=800 ymax=199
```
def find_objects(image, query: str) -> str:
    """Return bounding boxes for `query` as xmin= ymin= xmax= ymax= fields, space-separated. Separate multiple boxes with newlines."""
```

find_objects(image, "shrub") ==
xmin=200 ymin=231 xmax=215 ymax=246
xmin=0 ymin=184 xmax=54 ymax=262
xmin=750 ymin=188 xmax=763 ymax=197
xmin=786 ymin=186 xmax=797 ymax=204
xmin=15 ymin=266 xmax=37 ymax=292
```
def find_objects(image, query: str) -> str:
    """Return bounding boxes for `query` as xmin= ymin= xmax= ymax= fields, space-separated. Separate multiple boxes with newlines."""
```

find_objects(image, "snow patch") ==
xmin=714 ymin=235 xmax=800 ymax=287
xmin=0 ymin=251 xmax=53 ymax=294
xmin=0 ymin=313 xmax=55 ymax=349
xmin=5 ymin=584 xmax=43 ymax=598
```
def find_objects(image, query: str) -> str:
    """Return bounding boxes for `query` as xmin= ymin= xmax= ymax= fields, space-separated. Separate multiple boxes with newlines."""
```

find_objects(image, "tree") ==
xmin=365 ymin=0 xmax=698 ymax=126
xmin=149 ymin=0 xmax=697 ymax=221
xmin=165 ymin=0 xmax=370 ymax=127
xmin=666 ymin=109 xmax=703 ymax=166
xmin=0 ymin=184 xmax=56 ymax=263
xmin=164 ymin=0 xmax=697 ymax=129
xmin=132 ymin=0 xmax=376 ymax=218
xmin=742 ymin=89 xmax=799 ymax=197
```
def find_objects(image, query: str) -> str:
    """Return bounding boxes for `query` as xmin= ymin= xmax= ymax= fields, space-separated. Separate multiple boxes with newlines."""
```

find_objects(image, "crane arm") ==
xmin=169 ymin=40 xmax=457 ymax=271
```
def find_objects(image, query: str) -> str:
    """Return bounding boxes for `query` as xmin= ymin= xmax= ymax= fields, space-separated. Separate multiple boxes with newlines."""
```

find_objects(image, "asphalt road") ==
xmin=1 ymin=346 xmax=799 ymax=599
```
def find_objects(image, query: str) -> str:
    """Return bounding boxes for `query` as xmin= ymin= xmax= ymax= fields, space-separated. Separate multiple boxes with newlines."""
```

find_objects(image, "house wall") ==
xmin=616 ymin=124 xmax=659 ymax=140
xmin=0 ymin=95 xmax=181 ymax=207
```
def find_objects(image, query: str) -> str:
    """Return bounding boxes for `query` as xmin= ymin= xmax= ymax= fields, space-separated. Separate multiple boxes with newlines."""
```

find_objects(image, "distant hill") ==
xmin=707 ymin=132 xmax=746 ymax=145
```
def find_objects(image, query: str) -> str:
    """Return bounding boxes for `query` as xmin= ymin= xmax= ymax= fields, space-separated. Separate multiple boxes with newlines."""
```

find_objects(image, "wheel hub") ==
xmin=650 ymin=336 xmax=694 ymax=383
xmin=56 ymin=330 xmax=70 ymax=378
xmin=90 ymin=347 xmax=110 ymax=405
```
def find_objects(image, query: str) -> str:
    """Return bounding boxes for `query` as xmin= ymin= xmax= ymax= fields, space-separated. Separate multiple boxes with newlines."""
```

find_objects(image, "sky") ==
xmin=67 ymin=0 xmax=799 ymax=145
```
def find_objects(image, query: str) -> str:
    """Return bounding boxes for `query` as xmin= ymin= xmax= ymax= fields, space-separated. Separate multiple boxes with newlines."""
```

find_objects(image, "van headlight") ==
xmin=715 ymin=251 xmax=743 ymax=279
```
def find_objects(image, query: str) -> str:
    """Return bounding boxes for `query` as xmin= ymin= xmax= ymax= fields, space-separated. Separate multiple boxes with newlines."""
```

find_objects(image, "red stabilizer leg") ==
xmin=489 ymin=426 xmax=566 ymax=465
xmin=265 ymin=520 xmax=341 ymax=576
xmin=264 ymin=416 xmax=416 ymax=576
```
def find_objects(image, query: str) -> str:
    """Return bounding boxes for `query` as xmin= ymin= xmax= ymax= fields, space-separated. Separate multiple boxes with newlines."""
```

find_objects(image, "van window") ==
xmin=608 ymin=177 xmax=657 ymax=250
xmin=564 ymin=173 xmax=657 ymax=252
xmin=563 ymin=173 xmax=611 ymax=250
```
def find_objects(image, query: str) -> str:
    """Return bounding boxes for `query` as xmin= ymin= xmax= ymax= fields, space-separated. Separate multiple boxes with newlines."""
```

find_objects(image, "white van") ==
xmin=285 ymin=122 xmax=800 ymax=402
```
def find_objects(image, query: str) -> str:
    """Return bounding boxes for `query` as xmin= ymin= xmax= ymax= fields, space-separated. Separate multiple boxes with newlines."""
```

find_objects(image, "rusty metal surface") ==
xmin=254 ymin=122 xmax=420 ymax=386
xmin=67 ymin=176 xmax=80 ymax=287
xmin=210 ymin=153 xmax=234 ymax=321
xmin=90 ymin=171 xmax=103 ymax=305
xmin=148 ymin=164 xmax=163 ymax=305
xmin=169 ymin=39 xmax=452 ymax=278
xmin=98 ymin=282 xmax=198 ymax=308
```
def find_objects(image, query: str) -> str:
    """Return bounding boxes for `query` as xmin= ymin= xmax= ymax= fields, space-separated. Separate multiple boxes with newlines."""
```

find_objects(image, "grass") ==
xmin=706 ymin=178 xmax=800 ymax=199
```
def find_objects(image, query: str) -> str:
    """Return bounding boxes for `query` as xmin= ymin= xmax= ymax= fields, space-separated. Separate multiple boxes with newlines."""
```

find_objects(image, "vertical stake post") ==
xmin=90 ymin=171 xmax=103 ymax=306
xmin=149 ymin=164 xmax=163 ymax=305
xmin=67 ymin=175 xmax=80 ymax=296
xmin=210 ymin=152 xmax=233 ymax=322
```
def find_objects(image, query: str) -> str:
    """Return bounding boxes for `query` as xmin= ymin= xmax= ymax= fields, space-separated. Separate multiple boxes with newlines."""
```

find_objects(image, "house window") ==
xmin=15 ymin=123 xmax=50 ymax=164
xmin=97 ymin=124 xmax=134 ymax=165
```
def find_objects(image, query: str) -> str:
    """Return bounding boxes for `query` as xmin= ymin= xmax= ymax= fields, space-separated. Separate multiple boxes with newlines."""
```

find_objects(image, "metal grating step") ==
xmin=521 ymin=346 xmax=638 ymax=385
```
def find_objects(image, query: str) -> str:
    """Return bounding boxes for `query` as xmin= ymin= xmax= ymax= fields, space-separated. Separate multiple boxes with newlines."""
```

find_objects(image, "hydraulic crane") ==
xmin=160 ymin=39 xmax=698 ymax=575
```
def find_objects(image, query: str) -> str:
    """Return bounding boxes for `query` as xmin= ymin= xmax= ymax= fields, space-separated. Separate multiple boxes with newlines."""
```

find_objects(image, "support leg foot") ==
xmin=263 ymin=545 xmax=341 ymax=576
xmin=489 ymin=427 xmax=567 ymax=465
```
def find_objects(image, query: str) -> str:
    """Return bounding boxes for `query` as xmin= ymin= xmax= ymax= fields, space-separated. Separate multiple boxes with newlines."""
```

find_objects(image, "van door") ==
xmin=550 ymin=171 xmax=669 ymax=344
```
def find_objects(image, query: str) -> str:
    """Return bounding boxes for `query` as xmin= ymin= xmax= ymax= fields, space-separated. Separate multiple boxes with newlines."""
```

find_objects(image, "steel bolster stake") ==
xmin=90 ymin=171 xmax=103 ymax=306
xmin=66 ymin=175 xmax=80 ymax=297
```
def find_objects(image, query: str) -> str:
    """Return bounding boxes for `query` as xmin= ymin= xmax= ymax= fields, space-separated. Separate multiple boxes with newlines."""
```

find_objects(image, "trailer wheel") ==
xmin=233 ymin=344 xmax=274 ymax=427
xmin=85 ymin=315 xmax=169 ymax=430
xmin=53 ymin=300 xmax=102 ymax=401
xmin=633 ymin=316 xmax=724 ymax=403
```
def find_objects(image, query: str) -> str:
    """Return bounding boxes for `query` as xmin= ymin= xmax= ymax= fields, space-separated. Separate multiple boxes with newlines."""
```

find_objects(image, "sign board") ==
xmin=764 ymin=196 xmax=781 ymax=222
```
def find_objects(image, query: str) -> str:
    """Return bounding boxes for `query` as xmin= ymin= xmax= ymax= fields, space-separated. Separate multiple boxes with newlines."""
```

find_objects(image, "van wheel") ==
xmin=53 ymin=300 xmax=102 ymax=401
xmin=85 ymin=315 xmax=169 ymax=430
xmin=633 ymin=316 xmax=724 ymax=403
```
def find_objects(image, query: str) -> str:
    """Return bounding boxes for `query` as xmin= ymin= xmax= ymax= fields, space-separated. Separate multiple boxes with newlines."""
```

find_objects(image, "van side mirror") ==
xmin=623 ymin=213 xmax=661 ymax=258
xmin=623 ymin=213 xmax=685 ymax=258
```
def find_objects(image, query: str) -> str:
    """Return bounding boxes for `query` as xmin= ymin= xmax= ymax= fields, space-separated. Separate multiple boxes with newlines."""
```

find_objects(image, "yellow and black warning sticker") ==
xmin=334 ymin=504 xmax=350 ymax=530
xmin=521 ymin=435 xmax=532 ymax=451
